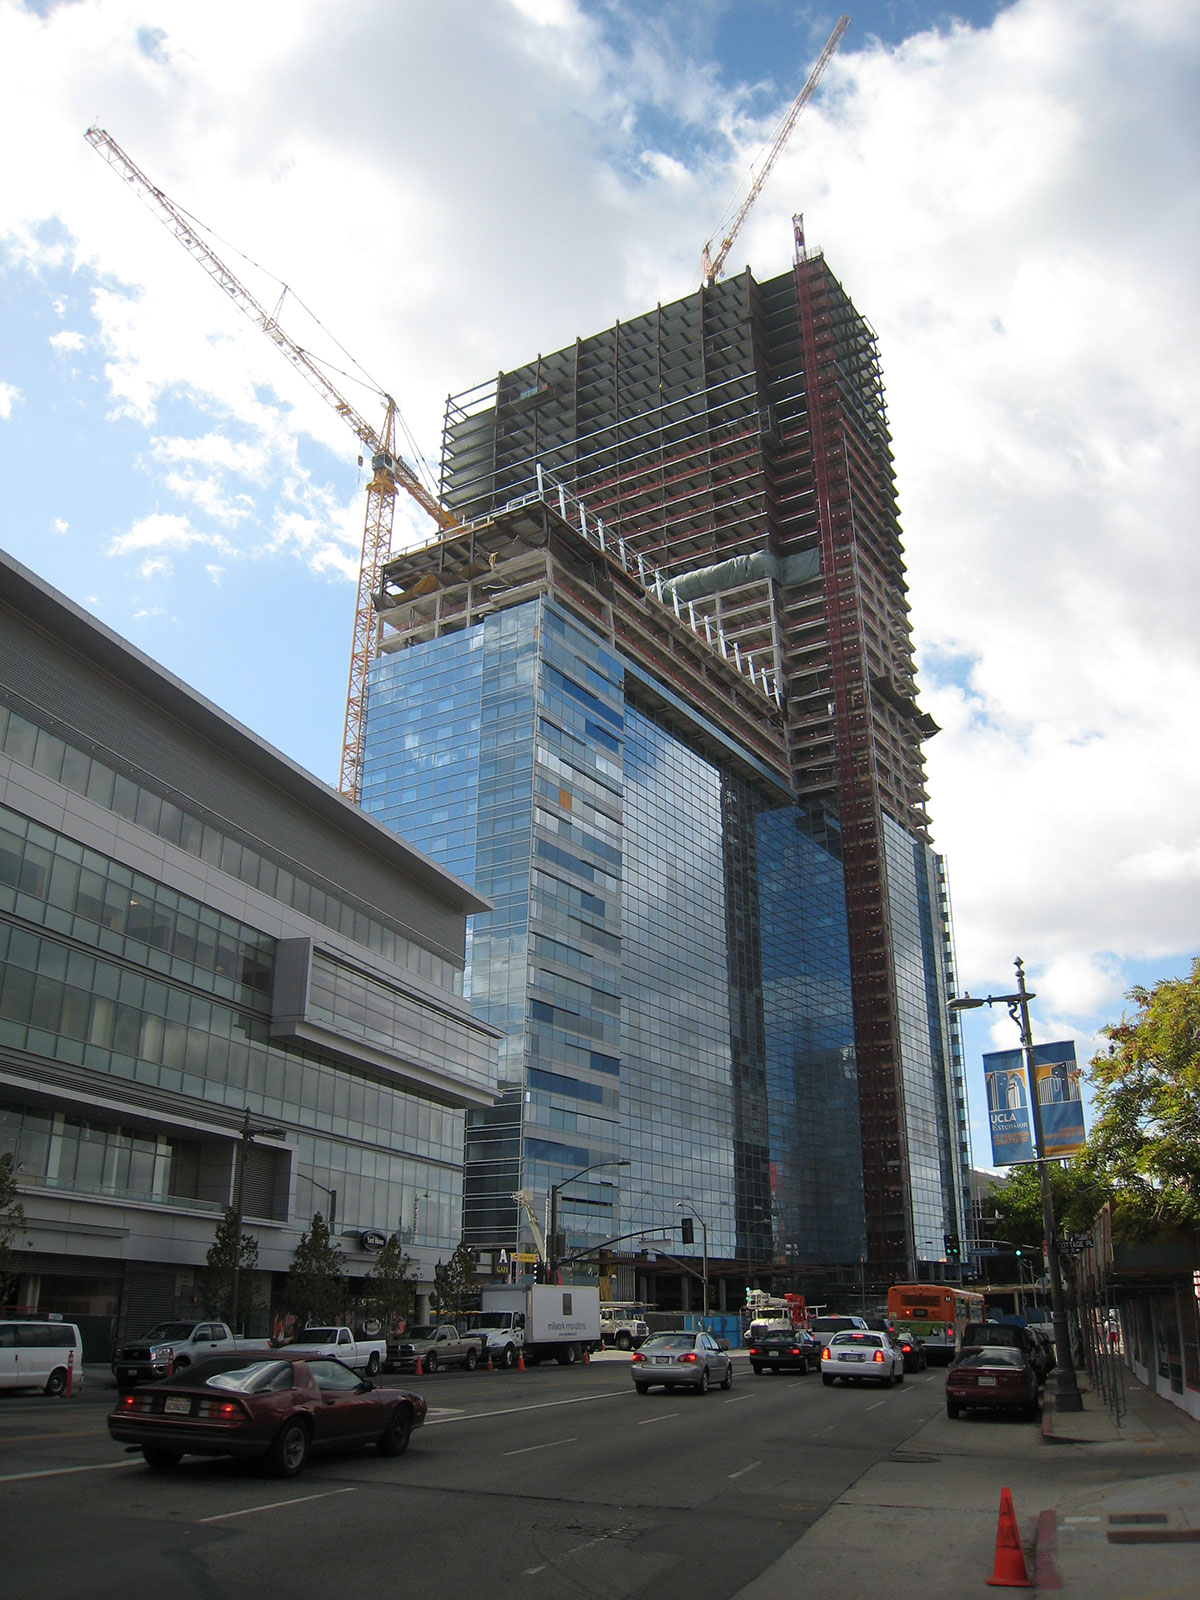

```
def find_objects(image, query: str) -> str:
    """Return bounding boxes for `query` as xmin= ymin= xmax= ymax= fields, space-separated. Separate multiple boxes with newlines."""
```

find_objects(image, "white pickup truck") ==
xmin=282 ymin=1326 xmax=387 ymax=1375
xmin=113 ymin=1320 xmax=241 ymax=1389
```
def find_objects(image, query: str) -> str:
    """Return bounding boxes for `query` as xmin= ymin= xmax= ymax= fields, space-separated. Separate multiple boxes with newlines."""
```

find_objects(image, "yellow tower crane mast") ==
xmin=85 ymin=126 xmax=460 ymax=802
xmin=701 ymin=15 xmax=849 ymax=286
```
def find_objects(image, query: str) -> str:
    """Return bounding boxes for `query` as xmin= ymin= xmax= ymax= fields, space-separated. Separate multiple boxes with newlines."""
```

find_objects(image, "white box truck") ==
xmin=460 ymin=1285 xmax=601 ymax=1368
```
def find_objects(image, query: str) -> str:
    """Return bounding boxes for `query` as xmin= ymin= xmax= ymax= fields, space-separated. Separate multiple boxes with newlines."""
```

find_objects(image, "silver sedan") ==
xmin=631 ymin=1331 xmax=733 ymax=1394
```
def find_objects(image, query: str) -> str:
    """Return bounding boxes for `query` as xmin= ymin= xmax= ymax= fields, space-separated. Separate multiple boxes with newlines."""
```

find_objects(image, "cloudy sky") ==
xmin=1 ymin=0 xmax=1197 ymax=1170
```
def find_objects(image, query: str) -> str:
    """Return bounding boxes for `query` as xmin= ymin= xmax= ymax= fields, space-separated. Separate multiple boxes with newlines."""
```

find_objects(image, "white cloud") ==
xmin=52 ymin=519 xmax=68 ymax=535
xmin=49 ymin=330 xmax=86 ymax=353
xmin=0 ymin=0 xmax=1194 ymax=1060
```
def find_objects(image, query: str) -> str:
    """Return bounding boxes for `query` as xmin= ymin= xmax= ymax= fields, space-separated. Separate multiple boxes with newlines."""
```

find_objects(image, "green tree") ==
xmin=285 ymin=1212 xmax=347 ymax=1327
xmin=433 ymin=1243 xmax=477 ymax=1322
xmin=199 ymin=1207 xmax=261 ymax=1324
xmin=362 ymin=1234 xmax=417 ymax=1334
xmin=989 ymin=1161 xmax=1112 ymax=1250
xmin=1086 ymin=958 xmax=1200 ymax=1231
xmin=0 ymin=1151 xmax=26 ymax=1305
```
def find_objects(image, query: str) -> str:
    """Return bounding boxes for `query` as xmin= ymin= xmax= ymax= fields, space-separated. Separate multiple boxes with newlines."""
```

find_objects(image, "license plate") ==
xmin=164 ymin=1397 xmax=191 ymax=1415
xmin=654 ymin=1356 xmax=672 ymax=1365
xmin=978 ymin=1376 xmax=997 ymax=1387
xmin=843 ymin=1353 xmax=866 ymax=1362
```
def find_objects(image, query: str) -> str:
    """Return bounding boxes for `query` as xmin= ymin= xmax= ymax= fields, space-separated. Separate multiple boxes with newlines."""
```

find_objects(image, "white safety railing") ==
xmin=455 ymin=464 xmax=783 ymax=709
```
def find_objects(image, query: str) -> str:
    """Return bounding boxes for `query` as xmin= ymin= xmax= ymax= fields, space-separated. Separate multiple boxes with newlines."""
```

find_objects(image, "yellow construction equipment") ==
xmin=85 ymin=126 xmax=459 ymax=801
xmin=701 ymin=15 xmax=849 ymax=286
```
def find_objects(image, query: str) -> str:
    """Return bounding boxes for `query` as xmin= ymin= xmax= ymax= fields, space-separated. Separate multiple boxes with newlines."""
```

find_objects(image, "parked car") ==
xmin=894 ymin=1330 xmax=928 ymax=1372
xmin=0 ymin=1319 xmax=85 ymax=1396
xmin=820 ymin=1329 xmax=905 ymax=1387
xmin=113 ymin=1319 xmax=241 ymax=1390
xmin=747 ymin=1328 xmax=821 ymax=1375
xmin=108 ymin=1352 xmax=426 ymax=1476
xmin=1023 ymin=1325 xmax=1056 ymax=1381
xmin=277 ymin=1326 xmax=387 ymax=1375
xmin=387 ymin=1324 xmax=479 ymax=1374
xmin=945 ymin=1344 xmax=1039 ymax=1420
xmin=631 ymin=1331 xmax=733 ymax=1394
xmin=960 ymin=1321 xmax=1049 ymax=1382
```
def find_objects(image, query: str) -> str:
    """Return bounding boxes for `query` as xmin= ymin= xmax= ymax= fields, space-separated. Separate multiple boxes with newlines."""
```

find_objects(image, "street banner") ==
xmin=983 ymin=1040 xmax=1083 ymax=1164
xmin=984 ymin=1049 xmax=1035 ymax=1163
xmin=1032 ymin=1041 xmax=1085 ymax=1156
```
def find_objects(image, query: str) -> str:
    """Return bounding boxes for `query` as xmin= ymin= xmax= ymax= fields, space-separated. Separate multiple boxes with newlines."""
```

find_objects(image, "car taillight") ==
xmin=902 ymin=1343 xmax=912 ymax=1354
xmin=873 ymin=1349 xmax=885 ymax=1364
xmin=678 ymin=1352 xmax=697 ymax=1364
xmin=195 ymin=1398 xmax=244 ymax=1419
xmin=631 ymin=1351 xmax=645 ymax=1363
xmin=822 ymin=1347 xmax=831 ymax=1360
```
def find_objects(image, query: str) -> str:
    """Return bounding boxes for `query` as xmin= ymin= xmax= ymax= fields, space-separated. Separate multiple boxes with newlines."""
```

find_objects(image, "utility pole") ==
xmin=228 ymin=1108 xmax=284 ymax=1335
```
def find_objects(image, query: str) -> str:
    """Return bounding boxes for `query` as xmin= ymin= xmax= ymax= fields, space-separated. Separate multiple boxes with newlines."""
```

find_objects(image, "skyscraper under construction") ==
xmin=428 ymin=229 xmax=969 ymax=1285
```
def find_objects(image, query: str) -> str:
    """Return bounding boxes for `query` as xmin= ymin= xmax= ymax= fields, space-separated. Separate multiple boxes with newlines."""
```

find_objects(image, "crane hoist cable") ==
xmin=84 ymin=125 xmax=460 ymax=802
xmin=701 ymin=15 xmax=849 ymax=287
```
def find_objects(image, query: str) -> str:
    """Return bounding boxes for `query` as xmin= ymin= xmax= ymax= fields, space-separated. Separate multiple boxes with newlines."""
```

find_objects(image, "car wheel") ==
xmin=270 ymin=1419 xmax=311 ymax=1478
xmin=558 ymin=1342 xmax=579 ymax=1366
xmin=881 ymin=1373 xmax=894 ymax=1388
xmin=751 ymin=1362 xmax=763 ymax=1375
xmin=616 ymin=1332 xmax=632 ymax=1351
xmin=635 ymin=1382 xmax=650 ymax=1394
xmin=172 ymin=1357 xmax=190 ymax=1372
xmin=721 ymin=1362 xmax=733 ymax=1390
xmin=822 ymin=1374 xmax=834 ymax=1386
xmin=896 ymin=1367 xmax=905 ymax=1383
xmin=697 ymin=1368 xmax=710 ymax=1395
xmin=502 ymin=1345 xmax=517 ymax=1370
xmin=141 ymin=1445 xmax=183 ymax=1470
xmin=947 ymin=1400 xmax=961 ymax=1419
xmin=463 ymin=1347 xmax=478 ymax=1371
xmin=366 ymin=1351 xmax=381 ymax=1376
xmin=43 ymin=1367 xmax=68 ymax=1397
xmin=377 ymin=1405 xmax=414 ymax=1456
xmin=424 ymin=1352 xmax=439 ymax=1374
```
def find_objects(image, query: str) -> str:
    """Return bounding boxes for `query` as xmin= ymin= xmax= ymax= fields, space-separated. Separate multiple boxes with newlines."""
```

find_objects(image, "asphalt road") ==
xmin=0 ymin=1353 xmax=1041 ymax=1599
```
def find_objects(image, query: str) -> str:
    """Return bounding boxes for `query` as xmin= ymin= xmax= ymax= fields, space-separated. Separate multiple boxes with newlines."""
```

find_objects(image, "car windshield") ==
xmin=295 ymin=1328 xmax=337 ymax=1340
xmin=406 ymin=1327 xmax=437 ymax=1340
xmin=812 ymin=1318 xmax=857 ymax=1332
xmin=955 ymin=1346 xmax=1024 ymax=1368
xmin=462 ymin=1313 xmax=512 ymax=1330
xmin=140 ymin=1322 xmax=197 ymax=1341
xmin=643 ymin=1335 xmax=694 ymax=1351
xmin=831 ymin=1332 xmax=881 ymax=1347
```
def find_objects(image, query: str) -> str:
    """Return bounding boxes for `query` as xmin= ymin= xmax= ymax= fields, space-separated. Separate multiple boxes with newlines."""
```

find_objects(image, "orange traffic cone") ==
xmin=986 ymin=1488 xmax=1033 ymax=1588
xmin=415 ymin=1355 xmax=423 ymax=1377
xmin=517 ymin=1349 xmax=526 ymax=1371
xmin=583 ymin=1345 xmax=590 ymax=1365
xmin=487 ymin=1349 xmax=494 ymax=1371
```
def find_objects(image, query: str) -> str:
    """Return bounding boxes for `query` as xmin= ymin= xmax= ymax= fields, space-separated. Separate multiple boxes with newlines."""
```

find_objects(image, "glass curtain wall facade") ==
xmin=362 ymin=596 xmax=862 ymax=1276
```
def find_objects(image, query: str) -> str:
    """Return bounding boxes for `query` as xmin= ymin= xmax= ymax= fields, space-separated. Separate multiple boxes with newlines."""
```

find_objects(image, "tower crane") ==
xmin=701 ymin=15 xmax=849 ymax=287
xmin=84 ymin=126 xmax=460 ymax=802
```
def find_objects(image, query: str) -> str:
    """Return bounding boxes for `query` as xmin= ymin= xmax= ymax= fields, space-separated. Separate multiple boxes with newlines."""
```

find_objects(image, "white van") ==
xmin=0 ymin=1319 xmax=85 ymax=1395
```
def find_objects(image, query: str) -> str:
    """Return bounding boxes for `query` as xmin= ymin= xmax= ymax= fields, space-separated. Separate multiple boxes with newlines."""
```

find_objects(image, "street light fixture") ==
xmin=228 ymin=1108 xmax=285 ymax=1335
xmin=674 ymin=1199 xmax=710 ymax=1319
xmin=547 ymin=1159 xmax=630 ymax=1282
xmin=949 ymin=957 xmax=1083 ymax=1412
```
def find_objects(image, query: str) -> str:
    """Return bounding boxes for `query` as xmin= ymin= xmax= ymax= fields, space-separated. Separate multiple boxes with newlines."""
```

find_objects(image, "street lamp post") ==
xmin=950 ymin=957 xmax=1083 ymax=1412
xmin=228 ymin=1108 xmax=285 ymax=1335
xmin=674 ymin=1200 xmax=710 ymax=1319
xmin=547 ymin=1159 xmax=630 ymax=1282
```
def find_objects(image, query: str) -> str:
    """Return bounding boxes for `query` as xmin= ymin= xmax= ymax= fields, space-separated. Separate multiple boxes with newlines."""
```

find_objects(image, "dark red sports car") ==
xmin=108 ymin=1352 xmax=426 ymax=1476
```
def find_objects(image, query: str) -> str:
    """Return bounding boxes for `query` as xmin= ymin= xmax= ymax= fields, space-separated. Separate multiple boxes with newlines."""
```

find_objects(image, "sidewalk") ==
xmin=1035 ymin=1369 xmax=1200 ymax=1596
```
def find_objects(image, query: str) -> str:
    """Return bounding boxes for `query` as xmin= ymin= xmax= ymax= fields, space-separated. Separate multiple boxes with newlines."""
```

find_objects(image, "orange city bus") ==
xmin=887 ymin=1283 xmax=985 ymax=1365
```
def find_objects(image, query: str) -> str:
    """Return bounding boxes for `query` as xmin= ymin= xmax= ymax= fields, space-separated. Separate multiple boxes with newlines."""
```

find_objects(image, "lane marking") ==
xmin=867 ymin=1401 xmax=886 ymax=1411
xmin=723 ymin=1393 xmax=751 ymax=1403
xmin=637 ymin=1413 xmax=678 ymax=1426
xmin=728 ymin=1460 xmax=762 ymax=1480
xmin=198 ymin=1487 xmax=356 ymax=1524
xmin=424 ymin=1392 xmax=621 ymax=1426
xmin=0 ymin=1459 xmax=141 ymax=1484
xmin=0 ymin=1429 xmax=105 ymax=1444
xmin=504 ymin=1436 xmax=577 ymax=1457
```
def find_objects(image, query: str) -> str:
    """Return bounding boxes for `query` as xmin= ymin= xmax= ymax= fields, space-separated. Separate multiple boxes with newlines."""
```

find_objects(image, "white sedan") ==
xmin=820 ymin=1329 xmax=905 ymax=1387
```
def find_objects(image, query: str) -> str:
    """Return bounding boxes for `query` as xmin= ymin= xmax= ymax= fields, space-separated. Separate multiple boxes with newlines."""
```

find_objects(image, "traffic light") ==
xmin=680 ymin=1216 xmax=695 ymax=1245
xmin=944 ymin=1233 xmax=961 ymax=1259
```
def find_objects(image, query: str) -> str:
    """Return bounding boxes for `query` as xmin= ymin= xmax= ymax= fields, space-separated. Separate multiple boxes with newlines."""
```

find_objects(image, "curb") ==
xmin=1033 ymin=1509 xmax=1062 ymax=1591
